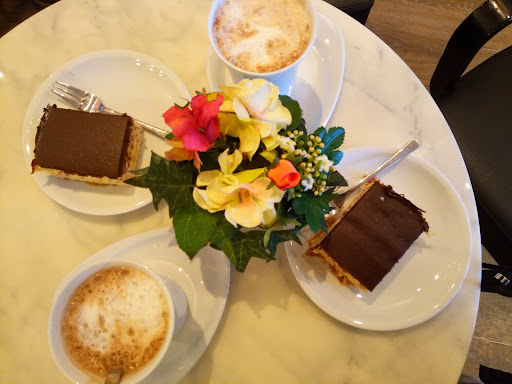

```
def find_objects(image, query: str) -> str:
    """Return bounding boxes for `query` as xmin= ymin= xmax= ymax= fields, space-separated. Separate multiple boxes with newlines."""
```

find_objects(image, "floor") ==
xmin=1 ymin=0 xmax=511 ymax=381
xmin=364 ymin=0 xmax=512 ymax=380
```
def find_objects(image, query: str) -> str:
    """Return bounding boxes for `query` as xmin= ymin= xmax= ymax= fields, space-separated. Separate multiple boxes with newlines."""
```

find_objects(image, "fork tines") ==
xmin=52 ymin=81 xmax=86 ymax=109
xmin=54 ymin=81 xmax=87 ymax=97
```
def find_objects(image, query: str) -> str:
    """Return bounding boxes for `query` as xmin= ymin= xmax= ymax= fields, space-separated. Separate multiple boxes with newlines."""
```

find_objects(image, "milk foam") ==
xmin=62 ymin=266 xmax=169 ymax=378
xmin=213 ymin=0 xmax=312 ymax=73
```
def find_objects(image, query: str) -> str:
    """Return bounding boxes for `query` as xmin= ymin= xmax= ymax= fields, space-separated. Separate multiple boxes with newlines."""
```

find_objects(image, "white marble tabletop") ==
xmin=0 ymin=0 xmax=481 ymax=383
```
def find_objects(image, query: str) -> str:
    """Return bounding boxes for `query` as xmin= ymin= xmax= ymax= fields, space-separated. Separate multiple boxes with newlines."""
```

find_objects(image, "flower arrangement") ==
xmin=126 ymin=79 xmax=347 ymax=272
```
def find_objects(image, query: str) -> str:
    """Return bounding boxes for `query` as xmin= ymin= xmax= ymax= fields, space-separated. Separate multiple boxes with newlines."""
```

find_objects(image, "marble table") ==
xmin=0 ymin=0 xmax=481 ymax=383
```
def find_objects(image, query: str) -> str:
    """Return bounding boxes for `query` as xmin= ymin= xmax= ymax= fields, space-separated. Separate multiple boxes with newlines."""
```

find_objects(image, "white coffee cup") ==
xmin=208 ymin=0 xmax=318 ymax=96
xmin=48 ymin=258 xmax=188 ymax=384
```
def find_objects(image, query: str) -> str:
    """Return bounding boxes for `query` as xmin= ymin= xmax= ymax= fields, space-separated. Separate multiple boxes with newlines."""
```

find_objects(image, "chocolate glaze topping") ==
xmin=320 ymin=182 xmax=429 ymax=291
xmin=32 ymin=105 xmax=131 ymax=178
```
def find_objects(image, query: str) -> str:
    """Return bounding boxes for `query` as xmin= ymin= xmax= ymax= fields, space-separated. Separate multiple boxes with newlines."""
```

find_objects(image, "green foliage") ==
xmin=231 ymin=231 xmax=276 ymax=272
xmin=125 ymin=152 xmax=196 ymax=216
xmin=314 ymin=126 xmax=345 ymax=164
xmin=292 ymin=191 xmax=333 ymax=233
xmin=125 ymin=154 xmax=275 ymax=272
xmin=264 ymin=228 xmax=302 ymax=256
xmin=173 ymin=204 xmax=221 ymax=257
xmin=210 ymin=217 xmax=239 ymax=261
xmin=325 ymin=170 xmax=348 ymax=187
xmin=125 ymin=96 xmax=348 ymax=273
xmin=279 ymin=95 xmax=302 ymax=131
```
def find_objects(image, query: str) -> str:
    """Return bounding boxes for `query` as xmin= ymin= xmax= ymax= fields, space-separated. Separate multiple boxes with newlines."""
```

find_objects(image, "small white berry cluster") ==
xmin=280 ymin=130 xmax=335 ymax=197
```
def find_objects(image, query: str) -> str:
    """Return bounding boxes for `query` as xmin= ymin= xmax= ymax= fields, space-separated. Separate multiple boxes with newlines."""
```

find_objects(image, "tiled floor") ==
xmin=462 ymin=247 xmax=512 ymax=378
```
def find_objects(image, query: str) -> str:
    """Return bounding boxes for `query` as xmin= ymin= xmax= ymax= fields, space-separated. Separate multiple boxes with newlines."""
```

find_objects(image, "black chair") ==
xmin=0 ymin=0 xmax=59 ymax=37
xmin=0 ymin=1 xmax=375 ymax=38
xmin=323 ymin=0 xmax=374 ymax=24
xmin=430 ymin=0 xmax=512 ymax=268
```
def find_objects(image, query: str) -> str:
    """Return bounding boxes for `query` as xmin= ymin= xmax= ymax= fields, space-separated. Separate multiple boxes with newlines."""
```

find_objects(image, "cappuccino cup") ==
xmin=208 ymin=0 xmax=317 ymax=95
xmin=48 ymin=258 xmax=188 ymax=384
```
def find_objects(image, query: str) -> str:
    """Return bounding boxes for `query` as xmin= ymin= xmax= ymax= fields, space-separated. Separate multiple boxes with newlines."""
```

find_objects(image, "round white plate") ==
xmin=49 ymin=227 xmax=230 ymax=384
xmin=206 ymin=11 xmax=345 ymax=131
xmin=285 ymin=147 xmax=472 ymax=331
xmin=22 ymin=49 xmax=191 ymax=215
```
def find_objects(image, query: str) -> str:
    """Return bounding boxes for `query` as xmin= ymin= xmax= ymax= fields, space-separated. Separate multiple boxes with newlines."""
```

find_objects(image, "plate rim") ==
xmin=285 ymin=147 xmax=472 ymax=331
xmin=22 ymin=49 xmax=191 ymax=216
xmin=205 ymin=10 xmax=345 ymax=130
xmin=48 ymin=227 xmax=231 ymax=384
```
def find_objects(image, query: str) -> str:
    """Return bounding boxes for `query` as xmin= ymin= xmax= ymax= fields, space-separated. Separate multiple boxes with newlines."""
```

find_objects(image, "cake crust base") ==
xmin=31 ymin=106 xmax=143 ymax=186
xmin=307 ymin=182 xmax=375 ymax=291
xmin=307 ymin=180 xmax=429 ymax=291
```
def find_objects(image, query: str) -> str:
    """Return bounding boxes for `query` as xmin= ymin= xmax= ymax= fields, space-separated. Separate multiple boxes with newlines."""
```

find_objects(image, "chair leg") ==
xmin=477 ymin=201 xmax=512 ymax=267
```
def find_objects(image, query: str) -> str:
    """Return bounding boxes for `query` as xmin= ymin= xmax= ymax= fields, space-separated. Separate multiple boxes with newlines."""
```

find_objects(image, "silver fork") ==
xmin=331 ymin=138 xmax=420 ymax=208
xmin=52 ymin=81 xmax=171 ymax=139
xmin=323 ymin=138 xmax=420 ymax=223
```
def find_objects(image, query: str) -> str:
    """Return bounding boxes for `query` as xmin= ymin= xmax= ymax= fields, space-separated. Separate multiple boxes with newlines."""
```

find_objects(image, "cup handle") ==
xmin=163 ymin=279 xmax=188 ymax=335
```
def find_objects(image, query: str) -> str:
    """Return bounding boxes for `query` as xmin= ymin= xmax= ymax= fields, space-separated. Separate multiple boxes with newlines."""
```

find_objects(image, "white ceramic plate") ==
xmin=50 ymin=227 xmax=230 ymax=384
xmin=22 ymin=50 xmax=191 ymax=215
xmin=285 ymin=147 xmax=472 ymax=331
xmin=206 ymin=12 xmax=345 ymax=132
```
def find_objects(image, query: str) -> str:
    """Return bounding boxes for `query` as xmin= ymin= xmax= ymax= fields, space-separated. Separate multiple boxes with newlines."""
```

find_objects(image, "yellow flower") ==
xmin=193 ymin=149 xmax=285 ymax=228
xmin=219 ymin=79 xmax=292 ymax=159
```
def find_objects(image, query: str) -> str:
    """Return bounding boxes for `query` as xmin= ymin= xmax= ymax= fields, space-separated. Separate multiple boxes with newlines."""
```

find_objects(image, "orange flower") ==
xmin=267 ymin=160 xmax=300 ymax=190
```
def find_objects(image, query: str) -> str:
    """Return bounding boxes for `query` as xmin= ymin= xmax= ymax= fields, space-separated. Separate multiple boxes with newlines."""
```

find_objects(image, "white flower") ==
xmin=315 ymin=154 xmax=333 ymax=172
xmin=301 ymin=177 xmax=314 ymax=191
xmin=279 ymin=136 xmax=296 ymax=153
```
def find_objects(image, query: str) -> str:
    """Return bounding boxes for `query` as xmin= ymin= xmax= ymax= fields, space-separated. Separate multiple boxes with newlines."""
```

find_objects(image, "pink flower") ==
xmin=163 ymin=93 xmax=224 ymax=169
xmin=267 ymin=160 xmax=301 ymax=190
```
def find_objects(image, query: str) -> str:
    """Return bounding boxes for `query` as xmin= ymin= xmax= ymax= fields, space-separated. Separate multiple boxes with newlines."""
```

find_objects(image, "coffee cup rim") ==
xmin=207 ymin=0 xmax=318 ymax=77
xmin=48 ymin=258 xmax=175 ymax=384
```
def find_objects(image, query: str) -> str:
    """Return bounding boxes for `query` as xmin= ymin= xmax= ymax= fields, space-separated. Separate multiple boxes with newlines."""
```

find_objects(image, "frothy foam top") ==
xmin=213 ymin=0 xmax=312 ymax=73
xmin=62 ymin=266 xmax=169 ymax=378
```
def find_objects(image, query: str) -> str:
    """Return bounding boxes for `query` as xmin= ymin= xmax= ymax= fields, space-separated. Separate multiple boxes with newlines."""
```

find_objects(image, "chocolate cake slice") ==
xmin=31 ymin=105 xmax=143 ymax=185
xmin=307 ymin=180 xmax=429 ymax=291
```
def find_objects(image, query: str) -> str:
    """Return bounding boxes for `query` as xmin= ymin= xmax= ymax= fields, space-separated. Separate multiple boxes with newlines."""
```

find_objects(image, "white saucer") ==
xmin=22 ymin=50 xmax=191 ymax=216
xmin=285 ymin=147 xmax=472 ymax=331
xmin=206 ymin=12 xmax=345 ymax=131
xmin=51 ymin=227 xmax=230 ymax=384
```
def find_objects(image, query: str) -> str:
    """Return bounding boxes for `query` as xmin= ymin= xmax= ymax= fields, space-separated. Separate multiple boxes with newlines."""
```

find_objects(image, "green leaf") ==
xmin=198 ymin=147 xmax=225 ymax=171
xmin=242 ymin=152 xmax=271 ymax=170
xmin=173 ymin=204 xmax=221 ymax=258
xmin=279 ymin=95 xmax=302 ymax=131
xmin=330 ymin=150 xmax=344 ymax=165
xmin=283 ymin=153 xmax=306 ymax=167
xmin=275 ymin=198 xmax=307 ymax=227
xmin=230 ymin=231 xmax=274 ymax=272
xmin=124 ymin=152 xmax=196 ymax=217
xmin=210 ymin=217 xmax=239 ymax=261
xmin=292 ymin=191 xmax=332 ymax=233
xmin=320 ymin=186 xmax=339 ymax=200
xmin=325 ymin=170 xmax=348 ymax=187
xmin=175 ymin=100 xmax=190 ymax=108
xmin=264 ymin=228 xmax=302 ymax=256
xmin=262 ymin=214 xmax=302 ymax=246
xmin=314 ymin=126 xmax=345 ymax=160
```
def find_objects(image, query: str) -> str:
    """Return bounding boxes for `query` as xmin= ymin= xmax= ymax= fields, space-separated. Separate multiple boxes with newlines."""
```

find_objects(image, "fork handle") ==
xmin=332 ymin=139 xmax=420 ymax=208
xmin=102 ymin=107 xmax=171 ymax=139
xmin=133 ymin=119 xmax=171 ymax=139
